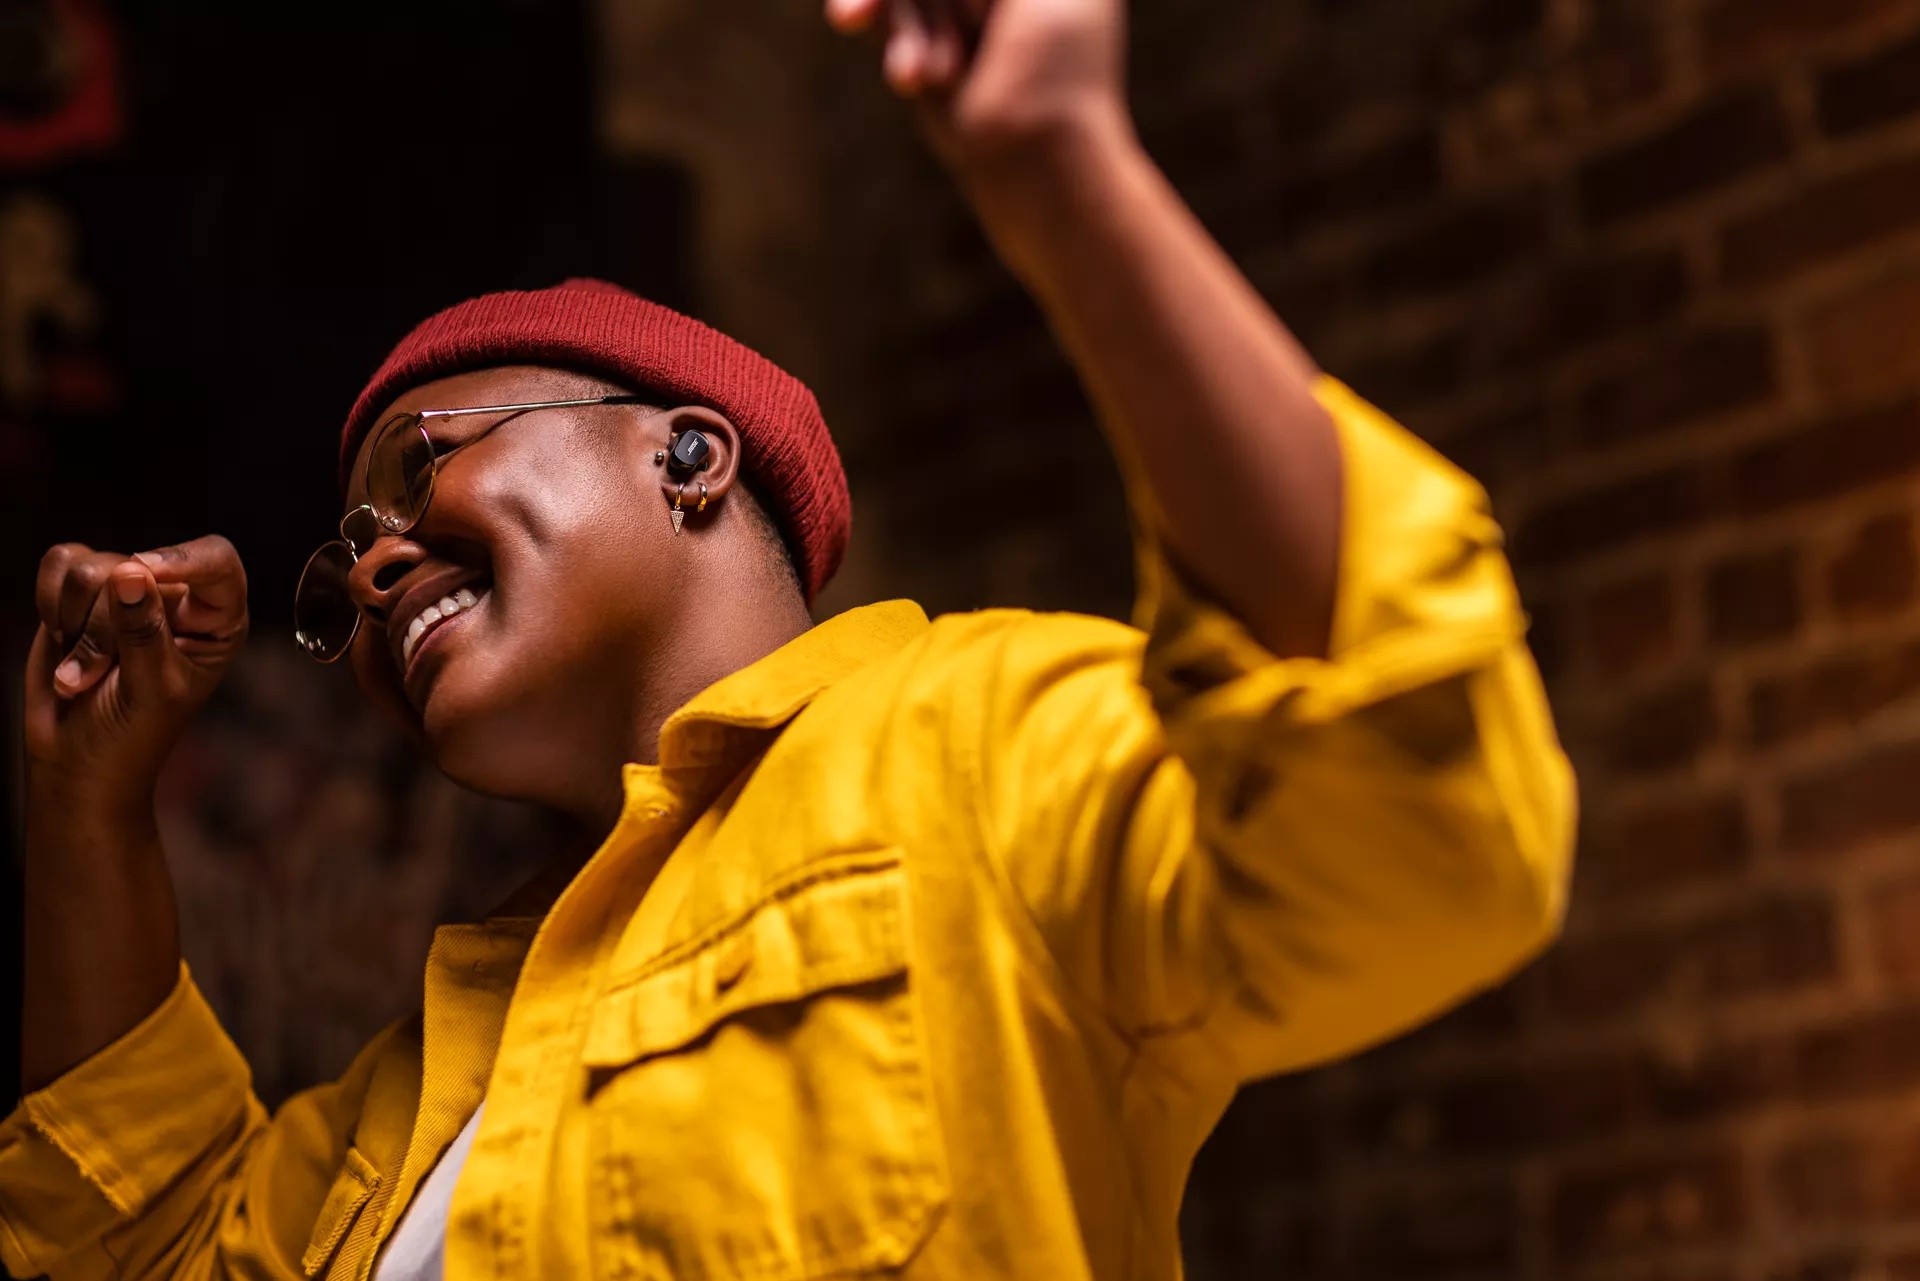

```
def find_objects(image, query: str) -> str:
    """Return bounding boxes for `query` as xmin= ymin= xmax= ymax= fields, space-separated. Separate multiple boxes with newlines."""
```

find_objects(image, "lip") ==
xmin=387 ymin=567 xmax=491 ymax=681
xmin=401 ymin=600 xmax=481 ymax=703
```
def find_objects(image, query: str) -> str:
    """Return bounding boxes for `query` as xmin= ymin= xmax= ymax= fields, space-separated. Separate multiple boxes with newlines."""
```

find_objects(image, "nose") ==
xmin=347 ymin=535 xmax=424 ymax=625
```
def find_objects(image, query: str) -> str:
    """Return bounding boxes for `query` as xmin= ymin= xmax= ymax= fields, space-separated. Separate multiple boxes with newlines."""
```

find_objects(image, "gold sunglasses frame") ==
xmin=294 ymin=394 xmax=651 ymax=662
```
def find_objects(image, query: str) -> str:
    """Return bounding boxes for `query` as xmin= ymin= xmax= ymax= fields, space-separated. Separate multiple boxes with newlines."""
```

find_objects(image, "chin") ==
xmin=415 ymin=669 xmax=556 ymax=805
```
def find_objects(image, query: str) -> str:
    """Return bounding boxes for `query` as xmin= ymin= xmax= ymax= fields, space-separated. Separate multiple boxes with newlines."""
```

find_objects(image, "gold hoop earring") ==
xmin=670 ymin=484 xmax=686 ymax=536
xmin=697 ymin=483 xmax=709 ymax=514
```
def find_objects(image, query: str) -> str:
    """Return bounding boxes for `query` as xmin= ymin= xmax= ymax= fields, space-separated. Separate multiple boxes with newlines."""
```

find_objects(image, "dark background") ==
xmin=13 ymin=1 xmax=1920 ymax=1278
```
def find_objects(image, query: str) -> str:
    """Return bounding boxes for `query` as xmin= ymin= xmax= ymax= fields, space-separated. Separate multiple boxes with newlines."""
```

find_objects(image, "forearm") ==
xmin=964 ymin=116 xmax=1343 ymax=659
xmin=20 ymin=780 xmax=181 ymax=1094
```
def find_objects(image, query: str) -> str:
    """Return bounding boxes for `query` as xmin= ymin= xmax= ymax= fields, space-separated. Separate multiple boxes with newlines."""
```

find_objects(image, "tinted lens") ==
xmin=294 ymin=541 xmax=359 ymax=662
xmin=367 ymin=415 xmax=434 ymax=533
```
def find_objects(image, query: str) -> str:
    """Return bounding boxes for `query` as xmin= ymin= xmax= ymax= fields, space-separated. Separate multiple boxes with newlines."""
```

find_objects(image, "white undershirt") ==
xmin=371 ymin=1104 xmax=485 ymax=1281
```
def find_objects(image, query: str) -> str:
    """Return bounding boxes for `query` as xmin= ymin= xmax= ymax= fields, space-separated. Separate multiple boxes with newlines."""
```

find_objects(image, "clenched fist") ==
xmin=825 ymin=0 xmax=1128 ymax=173
xmin=25 ymin=535 xmax=249 ymax=806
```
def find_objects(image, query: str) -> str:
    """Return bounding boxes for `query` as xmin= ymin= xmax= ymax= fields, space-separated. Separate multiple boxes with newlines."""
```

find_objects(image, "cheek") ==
xmin=468 ymin=428 xmax=614 ymax=539
xmin=487 ymin=464 xmax=674 ymax=617
xmin=496 ymin=522 xmax=668 ymax=654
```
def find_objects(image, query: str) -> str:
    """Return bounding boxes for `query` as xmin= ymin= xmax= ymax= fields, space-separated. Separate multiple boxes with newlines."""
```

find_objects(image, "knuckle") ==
xmin=202 ymin=536 xmax=245 ymax=580
xmin=118 ymin=611 xmax=165 ymax=646
xmin=37 ymin=547 xmax=76 ymax=589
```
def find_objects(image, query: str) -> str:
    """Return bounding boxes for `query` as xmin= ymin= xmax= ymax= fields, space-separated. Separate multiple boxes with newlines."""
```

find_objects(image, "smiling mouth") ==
xmin=402 ymin=586 xmax=485 ymax=672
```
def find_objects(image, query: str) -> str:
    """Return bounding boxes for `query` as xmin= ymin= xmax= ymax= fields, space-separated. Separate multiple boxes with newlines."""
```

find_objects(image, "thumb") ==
xmin=108 ymin=561 xmax=176 ymax=703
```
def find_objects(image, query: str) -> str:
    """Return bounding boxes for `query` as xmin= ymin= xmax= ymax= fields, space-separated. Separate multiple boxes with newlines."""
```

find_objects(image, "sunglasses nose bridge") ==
xmin=340 ymin=504 xmax=386 ymax=556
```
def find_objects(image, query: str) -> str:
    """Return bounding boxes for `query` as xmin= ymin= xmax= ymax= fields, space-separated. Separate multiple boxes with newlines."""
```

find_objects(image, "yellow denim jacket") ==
xmin=0 ymin=380 xmax=1575 ymax=1281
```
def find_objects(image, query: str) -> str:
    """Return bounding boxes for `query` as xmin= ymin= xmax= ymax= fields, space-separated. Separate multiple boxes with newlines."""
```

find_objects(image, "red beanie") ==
xmin=340 ymin=279 xmax=850 ymax=601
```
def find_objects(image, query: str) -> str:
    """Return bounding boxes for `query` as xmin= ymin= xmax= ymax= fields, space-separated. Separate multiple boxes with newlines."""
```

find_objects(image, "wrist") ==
xmin=27 ymin=765 xmax=161 ymax=846
xmin=952 ymin=98 xmax=1145 ymax=251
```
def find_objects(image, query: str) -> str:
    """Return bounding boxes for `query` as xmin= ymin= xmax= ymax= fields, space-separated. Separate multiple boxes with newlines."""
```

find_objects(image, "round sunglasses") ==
xmin=294 ymin=394 xmax=649 ymax=662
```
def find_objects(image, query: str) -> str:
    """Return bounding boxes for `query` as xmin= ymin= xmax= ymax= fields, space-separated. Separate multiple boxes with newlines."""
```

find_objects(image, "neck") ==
xmin=559 ymin=584 xmax=815 ymax=837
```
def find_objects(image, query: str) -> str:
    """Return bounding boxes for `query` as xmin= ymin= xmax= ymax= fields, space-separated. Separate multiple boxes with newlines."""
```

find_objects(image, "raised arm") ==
xmin=828 ymin=0 xmax=1576 ymax=1077
xmin=21 ymin=535 xmax=247 ymax=1092
xmin=826 ymin=0 xmax=1341 ymax=659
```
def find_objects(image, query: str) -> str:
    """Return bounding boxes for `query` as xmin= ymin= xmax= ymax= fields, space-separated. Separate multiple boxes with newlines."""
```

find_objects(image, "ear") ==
xmin=649 ymin=405 xmax=742 ymax=530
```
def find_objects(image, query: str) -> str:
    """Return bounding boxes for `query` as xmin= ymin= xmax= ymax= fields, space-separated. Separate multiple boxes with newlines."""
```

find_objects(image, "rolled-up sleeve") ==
xmin=0 ymin=966 xmax=359 ymax=1280
xmin=969 ymin=376 xmax=1575 ymax=1083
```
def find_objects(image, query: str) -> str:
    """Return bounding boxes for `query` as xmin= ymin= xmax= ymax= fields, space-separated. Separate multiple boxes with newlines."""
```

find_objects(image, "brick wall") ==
xmin=598 ymin=1 xmax=1920 ymax=1277
xmin=1164 ymin=2 xmax=1920 ymax=1279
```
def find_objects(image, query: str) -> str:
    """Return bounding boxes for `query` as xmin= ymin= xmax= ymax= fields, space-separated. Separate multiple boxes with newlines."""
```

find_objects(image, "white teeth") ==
xmin=400 ymin=588 xmax=485 ymax=670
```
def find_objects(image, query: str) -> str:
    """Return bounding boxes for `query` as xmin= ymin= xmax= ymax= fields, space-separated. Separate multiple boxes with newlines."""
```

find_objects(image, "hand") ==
xmin=25 ymin=536 xmax=249 ymax=807
xmin=825 ymin=0 xmax=1129 ymax=174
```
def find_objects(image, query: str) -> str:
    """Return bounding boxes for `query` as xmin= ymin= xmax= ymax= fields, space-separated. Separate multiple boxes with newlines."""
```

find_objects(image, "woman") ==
xmin=2 ymin=0 xmax=1576 ymax=1277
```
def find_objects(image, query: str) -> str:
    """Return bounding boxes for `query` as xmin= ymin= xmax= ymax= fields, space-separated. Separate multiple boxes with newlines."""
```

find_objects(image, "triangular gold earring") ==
xmin=670 ymin=485 xmax=685 ymax=536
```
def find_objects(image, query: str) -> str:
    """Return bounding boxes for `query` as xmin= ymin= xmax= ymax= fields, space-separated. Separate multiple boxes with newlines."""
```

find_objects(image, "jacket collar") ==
xmin=655 ymin=600 xmax=930 ymax=772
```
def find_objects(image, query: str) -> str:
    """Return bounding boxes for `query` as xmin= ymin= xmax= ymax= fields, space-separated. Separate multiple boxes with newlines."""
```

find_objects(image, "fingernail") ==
xmin=824 ymin=0 xmax=867 ymax=29
xmin=55 ymin=659 xmax=81 ymax=688
xmin=887 ymin=41 xmax=922 ymax=92
xmin=115 ymin=575 xmax=144 ymax=606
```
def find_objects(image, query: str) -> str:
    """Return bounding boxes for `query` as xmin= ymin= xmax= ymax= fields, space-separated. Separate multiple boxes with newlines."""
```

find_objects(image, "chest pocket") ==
xmin=581 ymin=850 xmax=947 ymax=1281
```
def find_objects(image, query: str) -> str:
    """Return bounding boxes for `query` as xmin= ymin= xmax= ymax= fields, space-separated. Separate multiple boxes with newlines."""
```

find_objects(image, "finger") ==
xmin=885 ymin=0 xmax=933 ymax=94
xmin=918 ymin=0 xmax=966 ymax=89
xmin=825 ymin=0 xmax=884 ymax=33
xmin=26 ymin=624 xmax=56 ymax=689
xmin=134 ymin=535 xmax=244 ymax=594
xmin=35 ymin=543 xmax=84 ymax=642
xmin=109 ymin=562 xmax=175 ymax=703
xmin=57 ymin=552 xmax=115 ymax=648
xmin=53 ymin=584 xmax=187 ymax=700
xmin=54 ymin=598 xmax=117 ymax=699
xmin=137 ymin=536 xmax=248 ymax=638
xmin=56 ymin=561 xmax=180 ymax=698
xmin=25 ymin=624 xmax=57 ymax=712
xmin=23 ymin=625 xmax=65 ymax=751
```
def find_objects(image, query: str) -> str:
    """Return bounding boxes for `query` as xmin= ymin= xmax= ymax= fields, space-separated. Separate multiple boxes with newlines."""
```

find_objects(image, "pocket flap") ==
xmin=300 ymin=1146 xmax=381 ymax=1278
xmin=584 ymin=852 xmax=908 ymax=1069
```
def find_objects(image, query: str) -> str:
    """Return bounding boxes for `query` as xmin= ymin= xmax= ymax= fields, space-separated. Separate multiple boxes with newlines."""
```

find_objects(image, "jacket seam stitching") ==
xmin=25 ymin=1097 xmax=133 ymax=1218
xmin=601 ymin=848 xmax=903 ymax=990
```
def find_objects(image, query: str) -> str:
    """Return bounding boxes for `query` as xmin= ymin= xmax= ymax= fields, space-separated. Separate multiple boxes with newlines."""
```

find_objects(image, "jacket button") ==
xmin=714 ymin=938 xmax=753 ymax=992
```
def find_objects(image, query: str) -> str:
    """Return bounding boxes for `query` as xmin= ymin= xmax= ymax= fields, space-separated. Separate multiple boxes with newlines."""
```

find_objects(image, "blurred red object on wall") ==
xmin=0 ymin=0 xmax=121 ymax=169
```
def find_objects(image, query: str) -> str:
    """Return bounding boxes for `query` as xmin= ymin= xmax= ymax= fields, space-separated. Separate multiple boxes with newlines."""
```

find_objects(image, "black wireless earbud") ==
xmin=667 ymin=429 xmax=711 ymax=477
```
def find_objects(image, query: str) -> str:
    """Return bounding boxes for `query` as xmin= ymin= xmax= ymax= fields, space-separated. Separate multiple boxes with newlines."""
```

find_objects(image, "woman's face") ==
xmin=340 ymin=366 xmax=678 ymax=805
